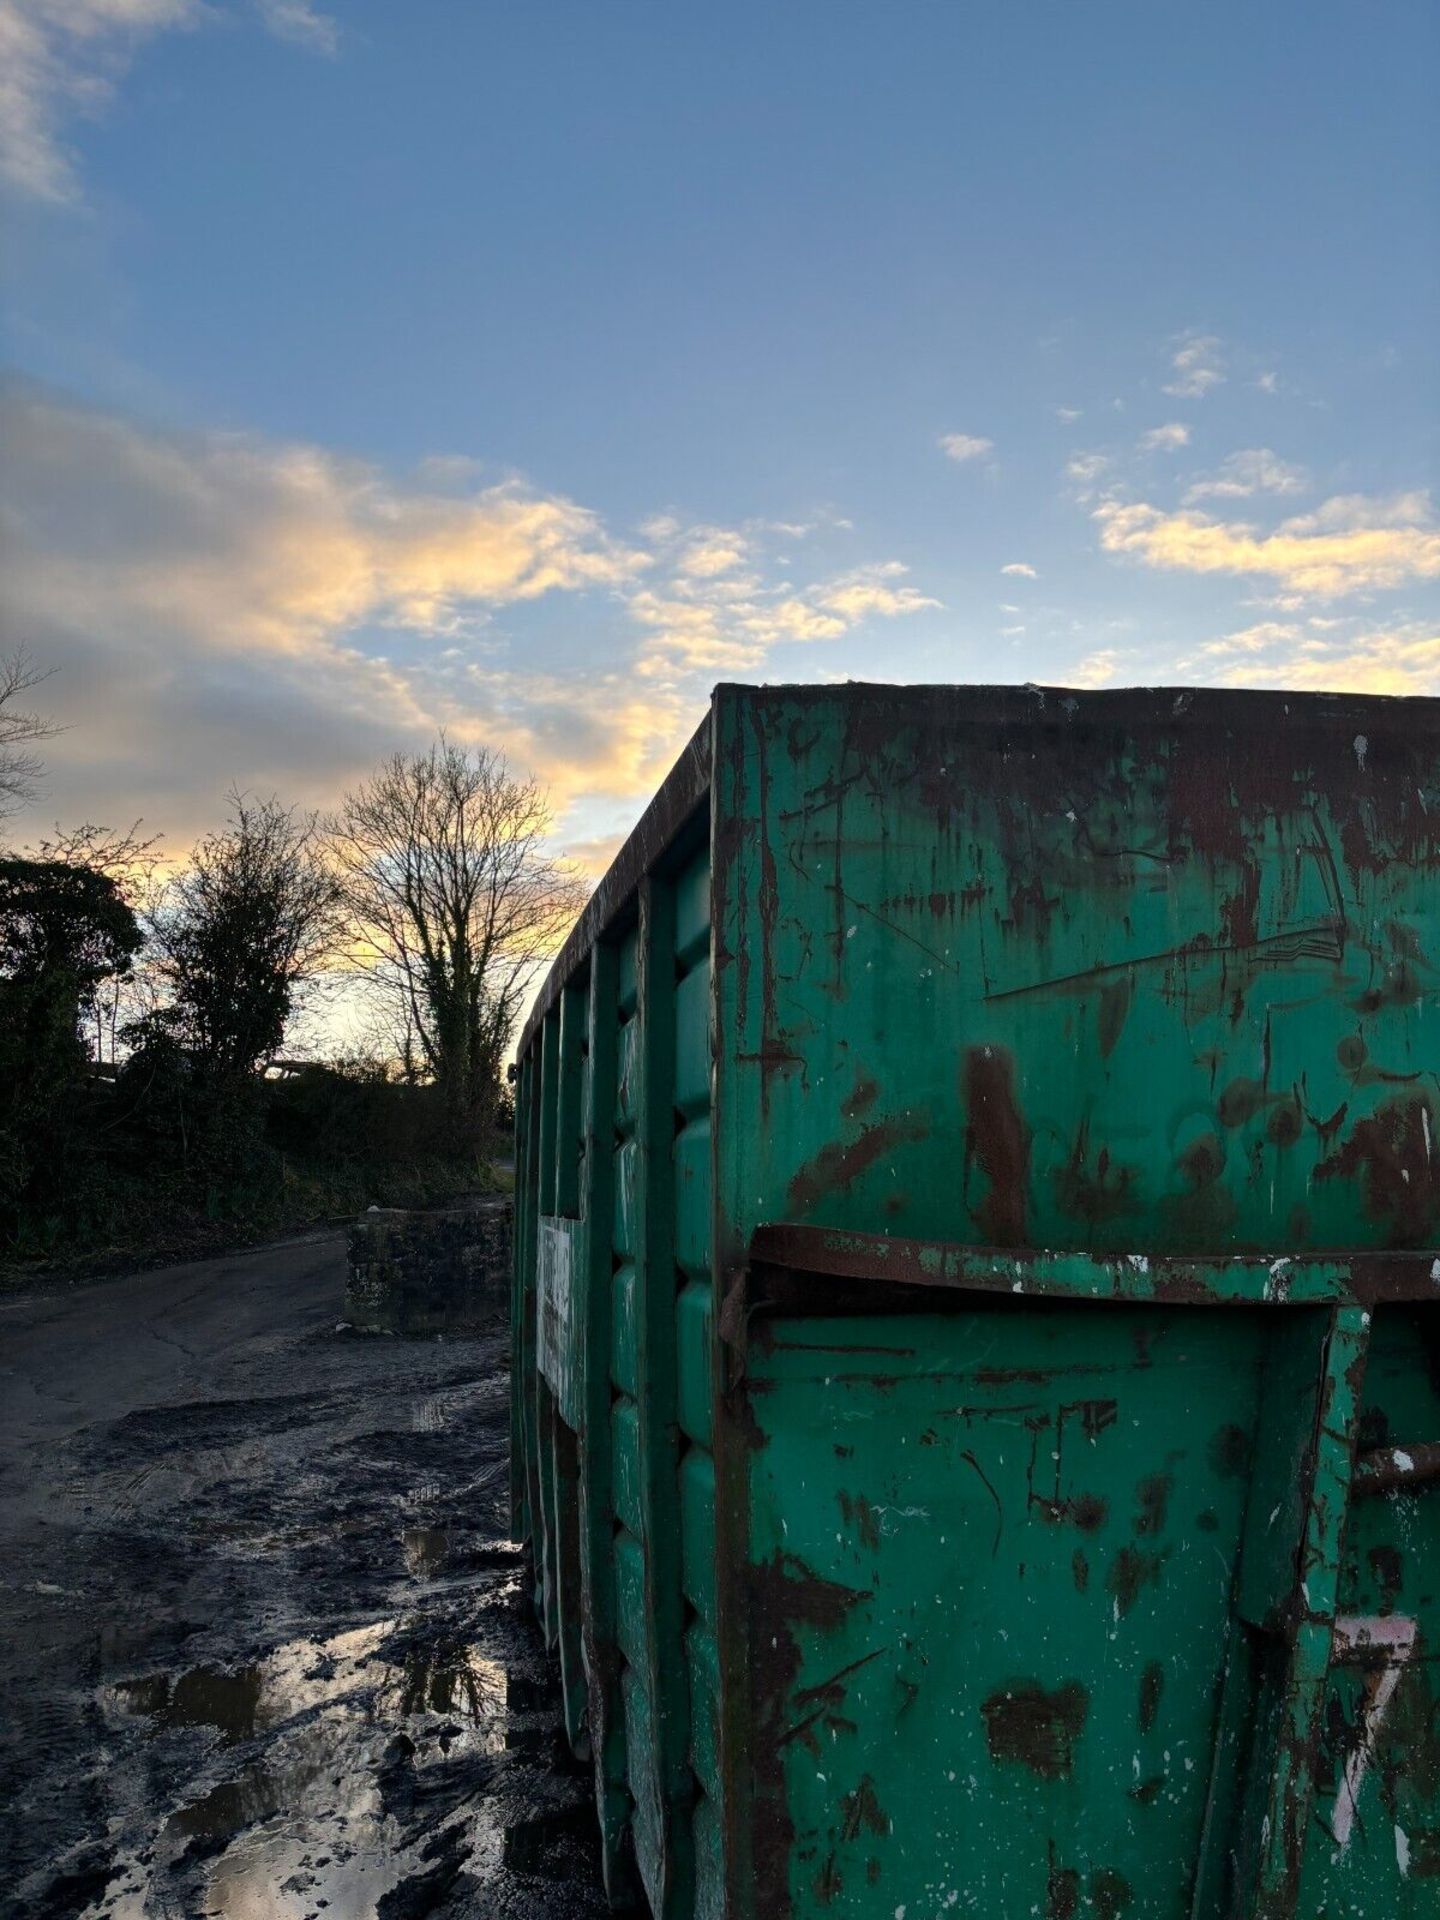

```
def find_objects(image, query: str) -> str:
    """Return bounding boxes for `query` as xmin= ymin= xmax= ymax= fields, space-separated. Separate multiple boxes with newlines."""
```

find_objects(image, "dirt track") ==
xmin=0 ymin=1231 xmax=609 ymax=1919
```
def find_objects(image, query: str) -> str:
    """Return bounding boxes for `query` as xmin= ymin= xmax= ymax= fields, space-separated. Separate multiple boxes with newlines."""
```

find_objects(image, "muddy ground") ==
xmin=0 ymin=1230 xmax=611 ymax=1919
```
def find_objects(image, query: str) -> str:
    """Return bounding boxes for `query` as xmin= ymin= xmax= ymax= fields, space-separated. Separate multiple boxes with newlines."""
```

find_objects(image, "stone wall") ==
xmin=345 ymin=1197 xmax=512 ymax=1335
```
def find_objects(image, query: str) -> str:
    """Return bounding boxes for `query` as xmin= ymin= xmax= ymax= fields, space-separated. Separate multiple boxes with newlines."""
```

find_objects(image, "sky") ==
xmin=1 ymin=1 xmax=1437 ymax=881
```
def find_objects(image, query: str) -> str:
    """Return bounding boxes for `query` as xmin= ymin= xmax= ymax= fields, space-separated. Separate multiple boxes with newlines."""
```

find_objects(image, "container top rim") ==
xmin=515 ymin=678 xmax=1439 ymax=1061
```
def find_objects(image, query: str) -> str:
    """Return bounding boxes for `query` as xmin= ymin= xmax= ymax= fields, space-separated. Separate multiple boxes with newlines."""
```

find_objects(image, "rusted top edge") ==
xmin=750 ymin=1222 xmax=1440 ymax=1307
xmin=714 ymin=678 xmax=1440 ymax=730
xmin=516 ymin=703 xmax=713 ymax=1060
xmin=517 ymin=676 xmax=1437 ymax=1062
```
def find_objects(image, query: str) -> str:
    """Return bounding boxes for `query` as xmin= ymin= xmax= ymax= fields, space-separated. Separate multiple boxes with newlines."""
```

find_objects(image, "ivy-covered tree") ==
xmin=0 ymin=858 xmax=142 ymax=1228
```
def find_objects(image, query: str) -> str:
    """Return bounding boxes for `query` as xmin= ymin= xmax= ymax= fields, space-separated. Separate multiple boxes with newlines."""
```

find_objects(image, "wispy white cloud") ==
xmin=1183 ymin=447 xmax=1309 ymax=502
xmin=1163 ymin=332 xmax=1225 ymax=399
xmin=1055 ymin=407 xmax=1082 ymax=425
xmin=1000 ymin=561 xmax=1038 ymax=579
xmin=1065 ymin=451 xmax=1112 ymax=501
xmin=1094 ymin=489 xmax=1440 ymax=598
xmin=814 ymin=563 xmax=939 ymax=625
xmin=675 ymin=529 xmax=748 ymax=579
xmin=252 ymin=0 xmax=337 ymax=53
xmin=1177 ymin=617 xmax=1440 ymax=695
xmin=628 ymin=549 xmax=939 ymax=681
xmin=0 ymin=0 xmax=336 ymax=202
xmin=1063 ymin=649 xmax=1124 ymax=688
xmin=1066 ymin=452 xmax=1110 ymax=484
xmin=1139 ymin=422 xmax=1190 ymax=452
xmin=938 ymin=431 xmax=994 ymax=463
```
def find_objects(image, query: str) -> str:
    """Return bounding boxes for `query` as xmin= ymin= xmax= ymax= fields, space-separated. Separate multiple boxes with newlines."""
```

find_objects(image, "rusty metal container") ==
xmin=511 ymin=683 xmax=1440 ymax=1920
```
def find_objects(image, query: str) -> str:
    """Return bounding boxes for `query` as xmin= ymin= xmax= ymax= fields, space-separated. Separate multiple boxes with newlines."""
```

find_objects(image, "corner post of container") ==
xmin=1193 ymin=1299 xmax=1373 ymax=1919
xmin=705 ymin=682 xmax=764 ymax=1920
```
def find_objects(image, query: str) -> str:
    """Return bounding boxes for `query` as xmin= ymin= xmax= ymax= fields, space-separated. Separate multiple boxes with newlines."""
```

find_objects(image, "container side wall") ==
xmin=549 ymin=980 xmax=589 ymax=1748
xmin=716 ymin=685 xmax=1440 ymax=1261
xmin=672 ymin=842 xmax=721 ymax=1920
xmin=510 ymin=1049 xmax=536 ymax=1544
xmin=577 ymin=940 xmax=637 ymax=1902
xmin=608 ymin=923 xmax=652 ymax=1885
xmin=533 ymin=1008 xmax=560 ymax=1631
xmin=739 ymin=1300 xmax=1273 ymax=1919
xmin=628 ymin=876 xmax=695 ymax=1919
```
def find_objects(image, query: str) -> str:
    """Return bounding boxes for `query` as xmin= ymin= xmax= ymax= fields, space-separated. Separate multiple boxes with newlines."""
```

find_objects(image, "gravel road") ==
xmin=0 ymin=1231 xmax=609 ymax=1919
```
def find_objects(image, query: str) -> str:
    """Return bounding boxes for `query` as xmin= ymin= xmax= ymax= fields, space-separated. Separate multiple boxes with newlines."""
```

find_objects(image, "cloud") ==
xmin=1179 ymin=618 xmax=1440 ymax=695
xmin=252 ymin=0 xmax=337 ymax=52
xmin=0 ymin=0 xmax=336 ymax=202
xmin=1063 ymin=649 xmax=1123 ymax=688
xmin=1140 ymin=423 xmax=1190 ymax=453
xmin=1055 ymin=408 xmax=1082 ymax=425
xmin=3 ymin=381 xmax=649 ymax=643
xmin=676 ymin=530 xmax=748 ymax=579
xmin=1183 ymin=448 xmax=1309 ymax=502
xmin=1065 ymin=451 xmax=1111 ymax=499
xmin=1000 ymin=562 xmax=1038 ymax=578
xmin=627 ymin=555 xmax=939 ymax=681
xmin=1066 ymin=452 xmax=1110 ymax=484
xmin=561 ymin=831 xmax=628 ymax=882
xmin=938 ymin=432 xmax=994 ymax=463
xmin=1093 ymin=490 xmax=1440 ymax=598
xmin=414 ymin=452 xmax=484 ymax=487
xmin=813 ymin=563 xmax=939 ymax=625
xmin=0 ymin=380 xmax=668 ymax=835
xmin=1255 ymin=371 xmax=1279 ymax=395
xmin=1163 ymin=332 xmax=1225 ymax=398
xmin=0 ymin=382 xmax=941 ymax=847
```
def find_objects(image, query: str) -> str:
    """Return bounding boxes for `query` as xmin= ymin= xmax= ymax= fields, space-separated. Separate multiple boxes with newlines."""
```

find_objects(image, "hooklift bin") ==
xmin=511 ymin=683 xmax=1440 ymax=1920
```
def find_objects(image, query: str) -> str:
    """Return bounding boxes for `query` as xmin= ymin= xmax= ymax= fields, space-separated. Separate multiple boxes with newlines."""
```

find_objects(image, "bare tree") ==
xmin=150 ymin=793 xmax=345 ymax=1077
xmin=330 ymin=742 xmax=586 ymax=1147
xmin=0 ymin=648 xmax=59 ymax=822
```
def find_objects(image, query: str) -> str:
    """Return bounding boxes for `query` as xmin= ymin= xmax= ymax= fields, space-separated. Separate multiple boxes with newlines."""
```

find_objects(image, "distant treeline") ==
xmin=0 ymin=705 xmax=579 ymax=1268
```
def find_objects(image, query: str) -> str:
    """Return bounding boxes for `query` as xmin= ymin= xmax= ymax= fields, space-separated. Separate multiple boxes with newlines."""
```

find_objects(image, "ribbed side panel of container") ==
xmin=516 ymin=812 xmax=719 ymax=1919
xmin=672 ymin=843 xmax=723 ymax=1920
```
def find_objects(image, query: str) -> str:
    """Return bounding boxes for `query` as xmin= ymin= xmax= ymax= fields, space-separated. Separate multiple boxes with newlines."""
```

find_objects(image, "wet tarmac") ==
xmin=0 ymin=1230 xmax=612 ymax=1919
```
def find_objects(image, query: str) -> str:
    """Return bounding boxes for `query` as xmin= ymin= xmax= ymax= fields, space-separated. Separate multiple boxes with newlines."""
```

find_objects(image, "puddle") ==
xmin=110 ymin=1664 xmax=263 ymax=1745
xmin=105 ymin=1620 xmax=505 ymax=1749
xmin=400 ymin=1525 xmax=451 ymax=1576
xmin=84 ymin=1617 xmax=550 ymax=1919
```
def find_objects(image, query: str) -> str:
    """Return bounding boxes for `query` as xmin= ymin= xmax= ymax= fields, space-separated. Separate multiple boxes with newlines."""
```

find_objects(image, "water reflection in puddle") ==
xmin=88 ymin=1619 xmax=531 ymax=1919
xmin=109 ymin=1663 xmax=263 ymax=1744
xmin=400 ymin=1524 xmax=451 ymax=1576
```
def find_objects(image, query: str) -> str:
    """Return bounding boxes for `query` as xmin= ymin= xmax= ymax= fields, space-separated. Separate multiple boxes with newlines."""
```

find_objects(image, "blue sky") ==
xmin=2 ymin=1 xmax=1437 ymax=868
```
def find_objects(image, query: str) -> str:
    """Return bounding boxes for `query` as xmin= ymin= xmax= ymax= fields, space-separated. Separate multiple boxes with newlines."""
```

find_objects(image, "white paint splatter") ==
xmin=1330 ymin=1615 xmax=1418 ymax=1848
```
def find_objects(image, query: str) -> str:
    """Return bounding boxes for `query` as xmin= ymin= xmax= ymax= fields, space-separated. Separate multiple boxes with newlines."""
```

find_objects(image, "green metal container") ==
xmin=512 ymin=683 xmax=1440 ymax=1920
